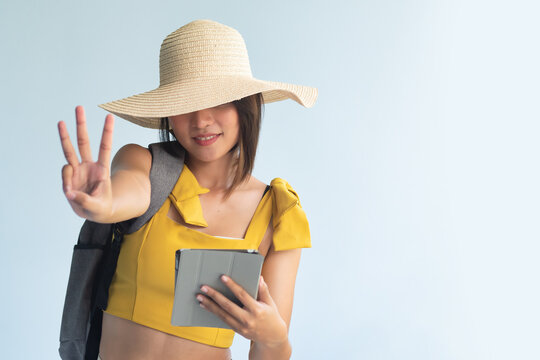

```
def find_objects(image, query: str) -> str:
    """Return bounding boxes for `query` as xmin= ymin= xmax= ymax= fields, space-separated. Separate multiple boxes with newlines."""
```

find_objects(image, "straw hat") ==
xmin=98 ymin=19 xmax=318 ymax=129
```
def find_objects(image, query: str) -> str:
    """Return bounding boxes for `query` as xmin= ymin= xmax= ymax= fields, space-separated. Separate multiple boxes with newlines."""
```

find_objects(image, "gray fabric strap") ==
xmin=122 ymin=141 xmax=185 ymax=234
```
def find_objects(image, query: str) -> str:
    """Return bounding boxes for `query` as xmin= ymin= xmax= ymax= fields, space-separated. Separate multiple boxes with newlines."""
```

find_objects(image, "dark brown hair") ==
xmin=159 ymin=92 xmax=264 ymax=196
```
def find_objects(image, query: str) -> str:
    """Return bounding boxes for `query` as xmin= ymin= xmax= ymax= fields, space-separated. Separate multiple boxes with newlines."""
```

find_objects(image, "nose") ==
xmin=192 ymin=108 xmax=214 ymax=129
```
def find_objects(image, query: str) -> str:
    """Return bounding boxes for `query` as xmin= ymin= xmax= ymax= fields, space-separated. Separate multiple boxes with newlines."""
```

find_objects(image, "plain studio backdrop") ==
xmin=1 ymin=0 xmax=539 ymax=359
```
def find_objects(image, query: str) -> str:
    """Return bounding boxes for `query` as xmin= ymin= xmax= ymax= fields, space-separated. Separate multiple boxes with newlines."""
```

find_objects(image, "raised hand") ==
xmin=58 ymin=105 xmax=115 ymax=223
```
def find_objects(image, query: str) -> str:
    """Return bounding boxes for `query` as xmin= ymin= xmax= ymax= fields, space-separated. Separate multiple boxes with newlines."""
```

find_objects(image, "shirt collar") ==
xmin=168 ymin=164 xmax=210 ymax=227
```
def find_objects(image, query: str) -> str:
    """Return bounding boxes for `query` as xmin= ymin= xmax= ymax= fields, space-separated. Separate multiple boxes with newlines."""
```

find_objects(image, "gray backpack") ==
xmin=59 ymin=141 xmax=185 ymax=360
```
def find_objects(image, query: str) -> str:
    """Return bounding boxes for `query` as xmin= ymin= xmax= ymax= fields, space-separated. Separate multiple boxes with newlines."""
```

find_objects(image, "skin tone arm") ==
xmin=198 ymin=243 xmax=303 ymax=360
xmin=249 ymin=247 xmax=302 ymax=360
xmin=58 ymin=105 xmax=152 ymax=223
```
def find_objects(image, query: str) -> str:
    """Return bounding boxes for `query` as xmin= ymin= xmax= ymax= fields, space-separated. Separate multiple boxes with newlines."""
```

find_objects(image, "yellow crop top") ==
xmin=104 ymin=164 xmax=311 ymax=348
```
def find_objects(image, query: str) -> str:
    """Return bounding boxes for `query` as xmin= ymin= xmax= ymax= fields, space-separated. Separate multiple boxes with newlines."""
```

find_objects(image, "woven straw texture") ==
xmin=98 ymin=19 xmax=317 ymax=129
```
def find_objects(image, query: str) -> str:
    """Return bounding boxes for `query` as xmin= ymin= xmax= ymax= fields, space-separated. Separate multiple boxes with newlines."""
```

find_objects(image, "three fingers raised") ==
xmin=58 ymin=106 xmax=115 ymax=202
xmin=57 ymin=106 xmax=115 ymax=167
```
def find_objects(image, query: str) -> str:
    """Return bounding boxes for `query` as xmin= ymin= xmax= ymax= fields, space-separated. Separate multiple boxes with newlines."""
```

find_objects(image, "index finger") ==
xmin=97 ymin=114 xmax=114 ymax=167
xmin=220 ymin=275 xmax=258 ymax=311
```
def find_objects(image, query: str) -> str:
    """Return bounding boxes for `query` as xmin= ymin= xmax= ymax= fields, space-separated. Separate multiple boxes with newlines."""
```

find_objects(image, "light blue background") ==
xmin=1 ymin=0 xmax=539 ymax=359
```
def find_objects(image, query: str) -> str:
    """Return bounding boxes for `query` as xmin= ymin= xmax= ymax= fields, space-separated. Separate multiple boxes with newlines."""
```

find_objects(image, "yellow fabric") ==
xmin=168 ymin=168 xmax=210 ymax=227
xmin=104 ymin=165 xmax=310 ymax=348
xmin=270 ymin=178 xmax=311 ymax=251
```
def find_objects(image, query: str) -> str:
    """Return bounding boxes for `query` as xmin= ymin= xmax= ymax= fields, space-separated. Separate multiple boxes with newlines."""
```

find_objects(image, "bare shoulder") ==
xmin=111 ymin=143 xmax=152 ymax=177
xmin=247 ymin=175 xmax=268 ymax=190
xmin=244 ymin=175 xmax=268 ymax=196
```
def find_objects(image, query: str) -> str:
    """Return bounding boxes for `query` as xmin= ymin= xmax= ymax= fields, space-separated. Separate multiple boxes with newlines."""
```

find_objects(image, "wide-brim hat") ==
xmin=98 ymin=19 xmax=318 ymax=129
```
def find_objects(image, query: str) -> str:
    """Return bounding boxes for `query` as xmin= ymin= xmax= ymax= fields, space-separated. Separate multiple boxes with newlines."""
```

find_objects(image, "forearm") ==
xmin=249 ymin=338 xmax=292 ymax=360
xmin=108 ymin=169 xmax=150 ymax=223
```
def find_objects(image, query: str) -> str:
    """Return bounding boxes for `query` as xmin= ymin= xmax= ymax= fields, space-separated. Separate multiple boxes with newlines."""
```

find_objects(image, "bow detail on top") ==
xmin=168 ymin=165 xmax=210 ymax=227
xmin=270 ymin=178 xmax=311 ymax=251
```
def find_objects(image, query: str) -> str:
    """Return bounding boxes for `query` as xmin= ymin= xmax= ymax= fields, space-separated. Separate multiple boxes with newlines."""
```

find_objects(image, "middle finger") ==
xmin=75 ymin=106 xmax=93 ymax=162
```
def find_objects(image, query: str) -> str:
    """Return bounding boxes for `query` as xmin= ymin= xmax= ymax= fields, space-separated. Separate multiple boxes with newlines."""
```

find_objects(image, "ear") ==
xmin=167 ymin=123 xmax=177 ymax=139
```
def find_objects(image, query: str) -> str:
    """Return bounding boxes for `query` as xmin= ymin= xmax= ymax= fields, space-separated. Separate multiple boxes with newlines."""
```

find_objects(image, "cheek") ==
xmin=170 ymin=120 xmax=189 ymax=139
xmin=226 ymin=126 xmax=240 ymax=145
xmin=226 ymin=118 xmax=240 ymax=141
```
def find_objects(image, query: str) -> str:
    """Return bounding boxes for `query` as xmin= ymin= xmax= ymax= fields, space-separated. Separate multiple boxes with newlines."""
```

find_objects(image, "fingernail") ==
xmin=196 ymin=295 xmax=204 ymax=302
xmin=221 ymin=275 xmax=228 ymax=283
xmin=200 ymin=286 xmax=208 ymax=293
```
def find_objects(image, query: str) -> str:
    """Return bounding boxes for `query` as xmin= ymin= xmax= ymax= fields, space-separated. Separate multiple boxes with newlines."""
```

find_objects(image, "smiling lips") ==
xmin=193 ymin=133 xmax=221 ymax=146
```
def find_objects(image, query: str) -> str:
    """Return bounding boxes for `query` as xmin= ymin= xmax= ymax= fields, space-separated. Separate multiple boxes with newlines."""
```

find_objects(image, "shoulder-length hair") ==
xmin=159 ymin=92 xmax=264 ymax=196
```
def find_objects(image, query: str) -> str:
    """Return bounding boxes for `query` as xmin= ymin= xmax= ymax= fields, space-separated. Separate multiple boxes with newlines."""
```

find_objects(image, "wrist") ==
xmin=251 ymin=337 xmax=291 ymax=360
xmin=260 ymin=335 xmax=290 ymax=350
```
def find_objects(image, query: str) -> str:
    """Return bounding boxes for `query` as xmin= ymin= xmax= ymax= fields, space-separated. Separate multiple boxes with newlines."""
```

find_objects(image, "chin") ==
xmin=182 ymin=140 xmax=238 ymax=164
xmin=187 ymin=150 xmax=229 ymax=163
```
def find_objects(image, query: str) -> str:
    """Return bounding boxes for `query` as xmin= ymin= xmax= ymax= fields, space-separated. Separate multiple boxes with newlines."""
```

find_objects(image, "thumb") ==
xmin=257 ymin=276 xmax=274 ymax=304
xmin=68 ymin=189 xmax=92 ymax=212
xmin=69 ymin=189 xmax=89 ymax=204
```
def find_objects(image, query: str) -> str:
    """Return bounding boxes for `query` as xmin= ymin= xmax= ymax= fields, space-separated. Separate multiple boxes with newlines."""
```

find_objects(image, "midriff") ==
xmin=99 ymin=312 xmax=232 ymax=360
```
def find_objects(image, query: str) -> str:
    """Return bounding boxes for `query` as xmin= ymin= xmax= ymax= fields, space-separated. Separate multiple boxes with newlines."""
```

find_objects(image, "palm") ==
xmin=72 ymin=161 xmax=109 ymax=197
xmin=58 ymin=106 xmax=115 ymax=222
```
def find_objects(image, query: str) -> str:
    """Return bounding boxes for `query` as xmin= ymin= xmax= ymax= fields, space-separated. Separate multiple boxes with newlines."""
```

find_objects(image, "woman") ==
xmin=58 ymin=20 xmax=317 ymax=360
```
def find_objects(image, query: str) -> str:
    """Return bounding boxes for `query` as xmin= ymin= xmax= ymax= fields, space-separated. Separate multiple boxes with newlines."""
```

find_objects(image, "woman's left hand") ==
xmin=197 ymin=275 xmax=288 ymax=348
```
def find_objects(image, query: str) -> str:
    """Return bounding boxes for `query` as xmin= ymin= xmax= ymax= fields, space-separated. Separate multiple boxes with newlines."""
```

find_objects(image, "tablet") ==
xmin=171 ymin=249 xmax=264 ymax=329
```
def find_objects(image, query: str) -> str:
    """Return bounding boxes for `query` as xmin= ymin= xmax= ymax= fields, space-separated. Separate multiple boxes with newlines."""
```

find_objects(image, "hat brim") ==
xmin=98 ymin=76 xmax=318 ymax=129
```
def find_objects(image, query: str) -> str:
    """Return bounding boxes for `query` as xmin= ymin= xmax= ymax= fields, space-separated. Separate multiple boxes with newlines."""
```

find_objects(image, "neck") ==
xmin=185 ymin=152 xmax=237 ymax=192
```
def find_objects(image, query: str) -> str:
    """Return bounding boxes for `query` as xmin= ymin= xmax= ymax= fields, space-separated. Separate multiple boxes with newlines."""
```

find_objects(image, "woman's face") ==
xmin=169 ymin=102 xmax=240 ymax=163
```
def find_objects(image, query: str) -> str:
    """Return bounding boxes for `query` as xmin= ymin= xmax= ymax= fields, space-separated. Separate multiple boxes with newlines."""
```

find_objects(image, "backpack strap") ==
xmin=116 ymin=141 xmax=185 ymax=234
